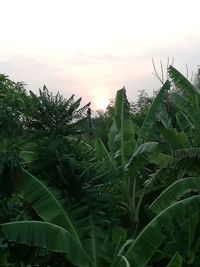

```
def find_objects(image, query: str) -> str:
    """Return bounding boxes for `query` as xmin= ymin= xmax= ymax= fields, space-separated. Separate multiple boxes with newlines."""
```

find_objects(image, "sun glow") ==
xmin=94 ymin=97 xmax=109 ymax=111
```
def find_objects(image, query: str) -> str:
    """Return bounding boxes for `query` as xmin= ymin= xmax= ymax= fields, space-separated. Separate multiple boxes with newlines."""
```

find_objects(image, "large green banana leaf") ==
xmin=171 ymin=92 xmax=200 ymax=127
xmin=175 ymin=111 xmax=193 ymax=134
xmin=126 ymin=142 xmax=158 ymax=169
xmin=168 ymin=65 xmax=199 ymax=101
xmin=119 ymin=195 xmax=200 ymax=267
xmin=0 ymin=221 xmax=90 ymax=267
xmin=18 ymin=169 xmax=113 ymax=266
xmin=159 ymin=127 xmax=191 ymax=149
xmin=19 ymin=168 xmax=84 ymax=246
xmin=150 ymin=152 xmax=173 ymax=168
xmin=109 ymin=88 xmax=135 ymax=165
xmin=136 ymin=80 xmax=170 ymax=148
xmin=83 ymin=221 xmax=114 ymax=267
xmin=149 ymin=177 xmax=200 ymax=214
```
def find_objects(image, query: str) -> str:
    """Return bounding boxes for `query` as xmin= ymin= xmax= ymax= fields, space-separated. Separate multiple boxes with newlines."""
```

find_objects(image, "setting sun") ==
xmin=94 ymin=97 xmax=109 ymax=111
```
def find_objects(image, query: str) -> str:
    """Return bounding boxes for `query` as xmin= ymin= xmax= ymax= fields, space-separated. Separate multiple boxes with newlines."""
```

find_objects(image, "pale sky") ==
xmin=0 ymin=0 xmax=200 ymax=110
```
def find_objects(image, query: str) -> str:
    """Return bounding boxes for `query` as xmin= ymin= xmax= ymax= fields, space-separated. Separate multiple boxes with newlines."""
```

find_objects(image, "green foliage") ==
xmin=136 ymin=80 xmax=170 ymax=147
xmin=149 ymin=177 xmax=200 ymax=213
xmin=19 ymin=169 xmax=83 ymax=241
xmin=1 ymin=66 xmax=200 ymax=266
xmin=109 ymin=87 xmax=135 ymax=165
xmin=166 ymin=252 xmax=182 ymax=267
xmin=26 ymin=86 xmax=90 ymax=139
xmin=121 ymin=196 xmax=200 ymax=267
xmin=1 ymin=221 xmax=90 ymax=267
xmin=95 ymin=138 xmax=116 ymax=169
xmin=0 ymin=75 xmax=27 ymax=196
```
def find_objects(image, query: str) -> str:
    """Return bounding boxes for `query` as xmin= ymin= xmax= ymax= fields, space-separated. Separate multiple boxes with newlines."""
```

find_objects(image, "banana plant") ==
xmin=95 ymin=83 xmax=171 ymax=233
xmin=2 ymin=67 xmax=200 ymax=267
xmin=2 ymin=169 xmax=200 ymax=267
xmin=168 ymin=65 xmax=200 ymax=146
xmin=0 ymin=168 xmax=119 ymax=267
xmin=117 ymin=195 xmax=200 ymax=267
xmin=108 ymin=87 xmax=135 ymax=165
xmin=149 ymin=177 xmax=200 ymax=213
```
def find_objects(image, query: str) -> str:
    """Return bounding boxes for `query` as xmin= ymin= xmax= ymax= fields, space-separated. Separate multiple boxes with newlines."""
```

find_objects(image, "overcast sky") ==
xmin=0 ymin=0 xmax=200 ymax=109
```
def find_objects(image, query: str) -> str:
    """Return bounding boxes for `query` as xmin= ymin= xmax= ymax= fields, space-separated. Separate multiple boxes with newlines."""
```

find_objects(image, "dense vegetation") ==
xmin=0 ymin=66 xmax=200 ymax=266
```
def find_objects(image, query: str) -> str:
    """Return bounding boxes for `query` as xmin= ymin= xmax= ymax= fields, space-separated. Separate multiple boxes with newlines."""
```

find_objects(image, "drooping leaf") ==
xmin=168 ymin=65 xmax=198 ymax=101
xmin=149 ymin=177 xmax=200 ymax=214
xmin=121 ymin=196 xmax=200 ymax=267
xmin=144 ymin=168 xmax=171 ymax=192
xmin=19 ymin=168 xmax=84 ymax=246
xmin=1 ymin=221 xmax=90 ymax=267
xmin=126 ymin=142 xmax=158 ymax=169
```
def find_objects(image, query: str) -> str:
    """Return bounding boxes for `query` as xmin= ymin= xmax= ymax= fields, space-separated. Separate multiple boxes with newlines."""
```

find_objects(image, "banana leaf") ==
xmin=159 ymin=128 xmax=191 ymax=149
xmin=0 ymin=221 xmax=90 ymax=267
xmin=166 ymin=252 xmax=182 ymax=267
xmin=126 ymin=142 xmax=158 ymax=169
xmin=171 ymin=92 xmax=200 ymax=127
xmin=174 ymin=147 xmax=200 ymax=159
xmin=19 ymin=169 xmax=84 ymax=246
xmin=121 ymin=195 xmax=200 ymax=267
xmin=175 ymin=111 xmax=193 ymax=133
xmin=83 ymin=220 xmax=114 ymax=267
xmin=95 ymin=138 xmax=116 ymax=169
xmin=136 ymin=80 xmax=170 ymax=148
xmin=168 ymin=65 xmax=199 ymax=102
xmin=149 ymin=177 xmax=200 ymax=214
xmin=109 ymin=88 xmax=135 ymax=165
xmin=150 ymin=152 xmax=173 ymax=168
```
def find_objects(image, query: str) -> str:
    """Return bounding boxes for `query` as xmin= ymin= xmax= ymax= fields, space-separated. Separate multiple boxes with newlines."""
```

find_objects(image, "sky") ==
xmin=0 ymin=0 xmax=200 ymax=110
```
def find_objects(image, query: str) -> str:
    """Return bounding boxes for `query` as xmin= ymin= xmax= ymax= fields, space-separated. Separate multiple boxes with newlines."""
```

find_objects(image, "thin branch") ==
xmin=152 ymin=58 xmax=163 ymax=84
xmin=160 ymin=60 xmax=164 ymax=83
xmin=166 ymin=57 xmax=169 ymax=80
xmin=186 ymin=64 xmax=189 ymax=79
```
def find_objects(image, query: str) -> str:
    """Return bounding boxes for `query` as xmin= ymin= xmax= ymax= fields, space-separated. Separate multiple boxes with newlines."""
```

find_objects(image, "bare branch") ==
xmin=160 ymin=60 xmax=164 ymax=83
xmin=152 ymin=58 xmax=164 ymax=84
xmin=186 ymin=64 xmax=188 ymax=79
